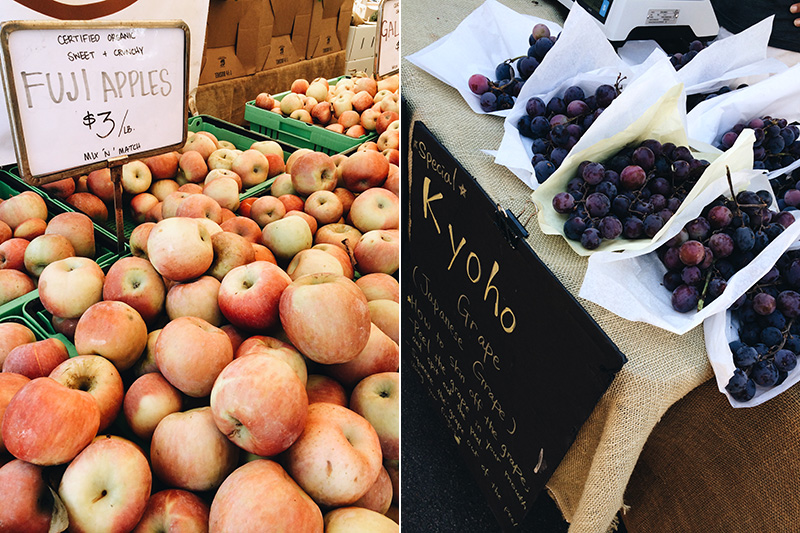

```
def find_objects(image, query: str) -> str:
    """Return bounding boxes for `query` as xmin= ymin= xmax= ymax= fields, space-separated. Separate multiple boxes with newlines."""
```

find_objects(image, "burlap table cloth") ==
xmin=403 ymin=1 xmax=714 ymax=531
xmin=623 ymin=377 xmax=800 ymax=532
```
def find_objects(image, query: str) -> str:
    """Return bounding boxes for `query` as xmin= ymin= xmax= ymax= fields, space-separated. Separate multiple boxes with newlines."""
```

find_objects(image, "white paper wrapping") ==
xmin=404 ymin=0 xmax=562 ymax=117
xmin=617 ymin=16 xmax=787 ymax=96
xmin=686 ymin=63 xmax=800 ymax=179
xmin=579 ymin=168 xmax=800 ymax=336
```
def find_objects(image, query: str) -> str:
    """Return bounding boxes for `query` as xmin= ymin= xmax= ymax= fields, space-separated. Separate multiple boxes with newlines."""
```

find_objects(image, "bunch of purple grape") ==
xmin=551 ymin=139 xmax=709 ymax=250
xmin=718 ymin=116 xmax=800 ymax=171
xmin=685 ymin=83 xmax=748 ymax=112
xmin=467 ymin=23 xmax=557 ymax=112
xmin=725 ymin=249 xmax=800 ymax=402
xmin=669 ymin=40 xmax=710 ymax=70
xmin=520 ymin=83 xmax=620 ymax=183
xmin=657 ymin=189 xmax=794 ymax=314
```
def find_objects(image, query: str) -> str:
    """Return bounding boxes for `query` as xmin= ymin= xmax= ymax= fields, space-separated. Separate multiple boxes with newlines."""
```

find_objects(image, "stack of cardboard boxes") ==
xmin=199 ymin=0 xmax=355 ymax=85
xmin=344 ymin=22 xmax=377 ymax=76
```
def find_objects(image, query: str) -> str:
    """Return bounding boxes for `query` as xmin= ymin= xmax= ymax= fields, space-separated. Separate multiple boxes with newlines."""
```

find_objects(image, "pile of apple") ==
xmin=253 ymin=73 xmax=399 ymax=147
xmin=0 ymin=193 xmax=103 ymax=308
xmin=0 ymin=127 xmax=400 ymax=531
xmin=34 ymin=131 xmax=290 ymax=227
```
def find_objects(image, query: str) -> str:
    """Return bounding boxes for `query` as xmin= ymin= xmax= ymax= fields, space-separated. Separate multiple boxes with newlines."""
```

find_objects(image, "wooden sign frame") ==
xmin=0 ymin=19 xmax=189 ymax=186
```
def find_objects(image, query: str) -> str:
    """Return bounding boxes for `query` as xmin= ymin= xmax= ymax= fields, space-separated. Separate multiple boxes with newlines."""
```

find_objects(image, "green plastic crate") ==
xmin=1 ymin=299 xmax=78 ymax=359
xmin=244 ymin=76 xmax=376 ymax=155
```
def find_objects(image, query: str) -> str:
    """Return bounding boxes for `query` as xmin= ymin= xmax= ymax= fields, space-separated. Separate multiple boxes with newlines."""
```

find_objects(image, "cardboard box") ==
xmin=345 ymin=22 xmax=376 ymax=61
xmin=262 ymin=0 xmax=313 ymax=70
xmin=199 ymin=0 xmax=273 ymax=84
xmin=345 ymin=56 xmax=374 ymax=77
xmin=306 ymin=0 xmax=354 ymax=59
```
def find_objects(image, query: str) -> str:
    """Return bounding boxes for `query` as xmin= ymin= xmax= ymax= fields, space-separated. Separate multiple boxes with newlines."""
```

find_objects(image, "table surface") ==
xmin=402 ymin=1 xmax=715 ymax=532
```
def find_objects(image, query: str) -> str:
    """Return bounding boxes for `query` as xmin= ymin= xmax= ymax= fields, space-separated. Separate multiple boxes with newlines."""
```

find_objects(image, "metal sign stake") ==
xmin=108 ymin=155 xmax=128 ymax=255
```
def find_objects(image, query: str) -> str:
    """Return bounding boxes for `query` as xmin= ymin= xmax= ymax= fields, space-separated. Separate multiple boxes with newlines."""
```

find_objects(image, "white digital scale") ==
xmin=558 ymin=0 xmax=720 ymax=47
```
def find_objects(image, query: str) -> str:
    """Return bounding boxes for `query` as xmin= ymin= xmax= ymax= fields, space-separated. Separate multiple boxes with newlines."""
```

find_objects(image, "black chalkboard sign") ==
xmin=402 ymin=120 xmax=626 ymax=531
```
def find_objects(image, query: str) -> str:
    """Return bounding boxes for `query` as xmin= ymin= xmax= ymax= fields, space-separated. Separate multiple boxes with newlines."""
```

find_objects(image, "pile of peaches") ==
xmin=0 ymin=125 xmax=400 ymax=531
xmin=253 ymin=73 xmax=399 ymax=147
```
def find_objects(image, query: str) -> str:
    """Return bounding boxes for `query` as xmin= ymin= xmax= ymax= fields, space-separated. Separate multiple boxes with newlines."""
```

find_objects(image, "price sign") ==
xmin=405 ymin=120 xmax=626 ymax=530
xmin=0 ymin=20 xmax=188 ymax=184
xmin=375 ymin=0 xmax=399 ymax=77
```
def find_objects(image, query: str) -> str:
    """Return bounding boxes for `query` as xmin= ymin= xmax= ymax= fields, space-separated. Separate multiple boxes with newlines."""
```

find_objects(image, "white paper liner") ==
xmin=705 ymin=237 xmax=800 ymax=408
xmin=617 ymin=16 xmax=787 ymax=95
xmin=579 ymin=169 xmax=800 ymax=335
xmin=529 ymin=76 xmax=754 ymax=257
xmin=404 ymin=0 xmax=562 ymax=117
xmin=687 ymin=64 xmax=800 ymax=179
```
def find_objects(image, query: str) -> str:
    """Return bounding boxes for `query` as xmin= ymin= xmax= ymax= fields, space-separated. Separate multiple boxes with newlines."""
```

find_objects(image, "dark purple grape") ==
xmin=671 ymin=284 xmax=700 ymax=313
xmin=550 ymin=148 xmax=569 ymax=168
xmin=685 ymin=217 xmax=711 ymax=241
xmin=623 ymin=216 xmax=644 ymax=239
xmin=733 ymin=346 xmax=758 ymax=368
xmin=530 ymin=116 xmax=550 ymax=138
xmin=753 ymin=292 xmax=777 ymax=315
xmin=678 ymin=240 xmax=705 ymax=266
xmin=563 ymin=85 xmax=585 ymax=104
xmin=720 ymin=131 xmax=738 ymax=149
xmin=631 ymin=146 xmax=655 ymax=170
xmin=566 ymin=100 xmax=589 ymax=117
xmin=533 ymin=38 xmax=554 ymax=60
xmin=479 ymin=92 xmax=497 ymax=112
xmin=725 ymin=368 xmax=750 ymax=394
xmin=681 ymin=266 xmax=703 ymax=285
xmin=734 ymin=226 xmax=755 ymax=252
xmin=585 ymin=192 xmax=611 ymax=217
xmin=566 ymin=123 xmax=584 ymax=139
xmin=598 ymin=216 xmax=623 ymax=239
xmin=751 ymin=360 xmax=779 ymax=387
xmin=564 ymin=216 xmax=587 ymax=240
xmin=468 ymin=74 xmax=491 ymax=95
xmin=663 ymin=271 xmax=683 ymax=291
xmin=661 ymin=246 xmax=682 ymax=270
xmin=518 ymin=56 xmax=539 ymax=80
xmin=580 ymin=228 xmax=602 ymax=249
xmin=784 ymin=189 xmax=800 ymax=207
xmin=552 ymin=192 xmax=575 ymax=214
xmin=707 ymin=205 xmax=733 ymax=228
xmin=495 ymin=62 xmax=513 ymax=81
xmin=699 ymin=246 xmax=714 ymax=269
xmin=642 ymin=214 xmax=664 ymax=237
xmin=595 ymin=181 xmax=617 ymax=199
xmin=581 ymin=162 xmax=605 ymax=185
xmin=594 ymin=84 xmax=616 ymax=108
xmin=546 ymin=97 xmax=565 ymax=116
xmin=730 ymin=378 xmax=757 ymax=402
xmin=708 ymin=277 xmax=727 ymax=298
xmin=775 ymin=349 xmax=798 ymax=372
xmin=534 ymin=160 xmax=556 ymax=183
xmin=549 ymin=114 xmax=569 ymax=128
xmin=611 ymin=195 xmax=630 ymax=217
xmin=526 ymin=97 xmax=547 ymax=118
xmin=778 ymin=290 xmax=800 ymax=318
xmin=618 ymin=165 xmax=645 ymax=190
xmin=708 ymin=232 xmax=734 ymax=258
